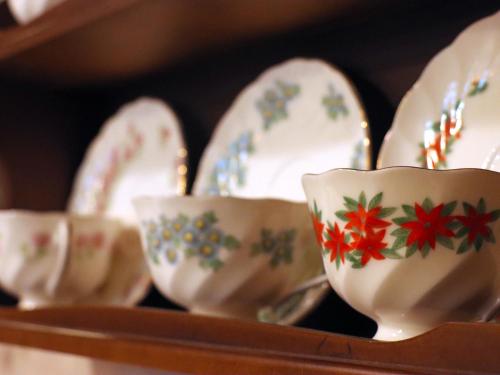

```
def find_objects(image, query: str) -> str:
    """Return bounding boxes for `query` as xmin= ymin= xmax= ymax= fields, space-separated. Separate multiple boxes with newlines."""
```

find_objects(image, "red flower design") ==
xmin=91 ymin=232 xmax=104 ymax=248
xmin=311 ymin=213 xmax=324 ymax=246
xmin=160 ymin=127 xmax=170 ymax=143
xmin=401 ymin=203 xmax=454 ymax=250
xmin=351 ymin=229 xmax=387 ymax=265
xmin=124 ymin=146 xmax=134 ymax=161
xmin=345 ymin=204 xmax=391 ymax=233
xmin=423 ymin=134 xmax=446 ymax=169
xmin=76 ymin=232 xmax=105 ymax=249
xmin=442 ymin=116 xmax=461 ymax=139
xmin=456 ymin=206 xmax=493 ymax=245
xmin=76 ymin=234 xmax=88 ymax=248
xmin=324 ymin=223 xmax=351 ymax=263
xmin=33 ymin=233 xmax=50 ymax=248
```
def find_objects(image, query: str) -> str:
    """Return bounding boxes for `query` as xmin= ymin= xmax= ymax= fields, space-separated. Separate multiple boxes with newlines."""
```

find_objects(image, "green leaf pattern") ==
xmin=311 ymin=193 xmax=499 ymax=269
xmin=251 ymin=228 xmax=297 ymax=268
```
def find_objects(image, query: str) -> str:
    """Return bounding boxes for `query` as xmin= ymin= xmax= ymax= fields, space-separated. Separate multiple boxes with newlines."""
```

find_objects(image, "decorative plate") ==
xmin=193 ymin=58 xmax=371 ymax=201
xmin=378 ymin=11 xmax=500 ymax=170
xmin=68 ymin=97 xmax=187 ymax=306
xmin=193 ymin=58 xmax=371 ymax=324
xmin=68 ymin=97 xmax=187 ymax=221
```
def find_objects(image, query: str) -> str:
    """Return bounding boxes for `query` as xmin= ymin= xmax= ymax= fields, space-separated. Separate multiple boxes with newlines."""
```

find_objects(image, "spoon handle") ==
xmin=257 ymin=274 xmax=329 ymax=324
xmin=275 ymin=274 xmax=329 ymax=306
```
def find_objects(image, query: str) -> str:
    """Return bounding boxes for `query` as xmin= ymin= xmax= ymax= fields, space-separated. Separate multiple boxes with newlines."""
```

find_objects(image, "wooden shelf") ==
xmin=0 ymin=0 xmax=375 ymax=85
xmin=0 ymin=307 xmax=498 ymax=374
xmin=0 ymin=2 xmax=499 ymax=373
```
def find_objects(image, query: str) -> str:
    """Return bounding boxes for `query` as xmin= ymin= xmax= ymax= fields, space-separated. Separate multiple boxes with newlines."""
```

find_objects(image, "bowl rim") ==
xmin=0 ymin=209 xmax=122 ymax=224
xmin=302 ymin=166 xmax=500 ymax=180
xmin=132 ymin=194 xmax=309 ymax=208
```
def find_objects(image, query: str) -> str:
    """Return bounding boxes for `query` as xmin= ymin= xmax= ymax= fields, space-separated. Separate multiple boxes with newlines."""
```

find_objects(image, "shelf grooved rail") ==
xmin=0 ymin=307 xmax=497 ymax=374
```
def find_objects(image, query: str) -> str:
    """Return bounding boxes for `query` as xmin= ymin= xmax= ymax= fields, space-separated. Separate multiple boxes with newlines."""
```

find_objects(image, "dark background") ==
xmin=0 ymin=0 xmax=497 ymax=338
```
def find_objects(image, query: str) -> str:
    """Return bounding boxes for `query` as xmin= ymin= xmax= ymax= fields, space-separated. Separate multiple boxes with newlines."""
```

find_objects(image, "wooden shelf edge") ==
xmin=0 ymin=320 xmax=379 ymax=375
xmin=0 ymin=307 xmax=498 ymax=374
xmin=0 ymin=0 xmax=141 ymax=60
xmin=0 ymin=0 xmax=388 ymax=85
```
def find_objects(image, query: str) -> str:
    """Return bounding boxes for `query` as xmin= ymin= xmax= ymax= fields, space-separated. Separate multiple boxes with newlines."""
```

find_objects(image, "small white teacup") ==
xmin=133 ymin=196 xmax=323 ymax=321
xmin=0 ymin=211 xmax=121 ymax=308
xmin=302 ymin=167 xmax=500 ymax=341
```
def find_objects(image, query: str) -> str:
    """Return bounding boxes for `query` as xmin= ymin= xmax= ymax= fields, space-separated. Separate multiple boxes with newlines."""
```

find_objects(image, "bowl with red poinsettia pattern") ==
xmin=302 ymin=167 xmax=500 ymax=341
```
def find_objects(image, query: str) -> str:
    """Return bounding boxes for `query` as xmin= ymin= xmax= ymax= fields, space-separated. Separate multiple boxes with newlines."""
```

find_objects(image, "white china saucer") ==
xmin=68 ymin=97 xmax=187 ymax=306
xmin=193 ymin=58 xmax=371 ymax=201
xmin=69 ymin=97 xmax=187 ymax=222
xmin=193 ymin=58 xmax=371 ymax=324
xmin=378 ymin=11 xmax=500 ymax=170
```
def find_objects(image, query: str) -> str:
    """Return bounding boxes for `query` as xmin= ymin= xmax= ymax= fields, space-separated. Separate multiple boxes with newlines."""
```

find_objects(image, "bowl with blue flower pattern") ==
xmin=133 ymin=195 xmax=323 ymax=321
xmin=302 ymin=167 xmax=500 ymax=341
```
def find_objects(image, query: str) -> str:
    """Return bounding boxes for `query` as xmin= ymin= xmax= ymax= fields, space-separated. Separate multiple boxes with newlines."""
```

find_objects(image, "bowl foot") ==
xmin=373 ymin=321 xmax=434 ymax=341
xmin=190 ymin=305 xmax=257 ymax=321
xmin=18 ymin=296 xmax=53 ymax=310
xmin=17 ymin=295 xmax=71 ymax=309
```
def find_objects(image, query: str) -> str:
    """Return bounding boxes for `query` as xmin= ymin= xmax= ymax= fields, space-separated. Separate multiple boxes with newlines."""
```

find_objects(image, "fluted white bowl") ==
xmin=302 ymin=167 xmax=500 ymax=341
xmin=0 ymin=210 xmax=122 ymax=308
xmin=133 ymin=195 xmax=323 ymax=322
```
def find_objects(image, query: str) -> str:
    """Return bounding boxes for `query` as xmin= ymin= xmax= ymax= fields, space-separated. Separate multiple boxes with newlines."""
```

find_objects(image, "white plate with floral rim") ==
xmin=193 ymin=58 xmax=371 ymax=325
xmin=378 ymin=11 xmax=500 ymax=170
xmin=193 ymin=58 xmax=371 ymax=201
xmin=68 ymin=97 xmax=188 ymax=306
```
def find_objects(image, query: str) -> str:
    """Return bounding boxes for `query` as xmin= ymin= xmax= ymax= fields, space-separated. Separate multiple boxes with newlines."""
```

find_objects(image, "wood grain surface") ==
xmin=0 ymin=307 xmax=498 ymax=374
xmin=0 ymin=2 xmax=498 ymax=373
xmin=0 ymin=0 xmax=365 ymax=84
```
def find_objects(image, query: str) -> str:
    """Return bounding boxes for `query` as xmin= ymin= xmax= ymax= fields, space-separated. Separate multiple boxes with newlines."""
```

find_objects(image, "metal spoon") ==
xmin=258 ymin=274 xmax=329 ymax=324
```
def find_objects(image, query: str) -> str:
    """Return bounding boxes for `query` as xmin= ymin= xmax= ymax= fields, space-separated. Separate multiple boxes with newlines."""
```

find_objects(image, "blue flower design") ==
xmin=192 ymin=214 xmax=213 ymax=234
xmin=206 ymin=131 xmax=255 ymax=195
xmin=165 ymin=248 xmax=178 ymax=264
xmin=251 ymin=228 xmax=296 ymax=268
xmin=143 ymin=220 xmax=165 ymax=264
xmin=257 ymin=81 xmax=300 ymax=130
xmin=322 ymin=84 xmax=349 ymax=120
xmin=143 ymin=211 xmax=241 ymax=271
xmin=197 ymin=241 xmax=220 ymax=260
xmin=350 ymin=140 xmax=367 ymax=170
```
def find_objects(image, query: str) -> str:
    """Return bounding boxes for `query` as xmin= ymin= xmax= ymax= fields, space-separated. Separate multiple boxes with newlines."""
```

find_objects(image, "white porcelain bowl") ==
xmin=302 ymin=167 xmax=500 ymax=341
xmin=76 ymin=225 xmax=151 ymax=306
xmin=0 ymin=211 xmax=122 ymax=308
xmin=133 ymin=196 xmax=323 ymax=321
